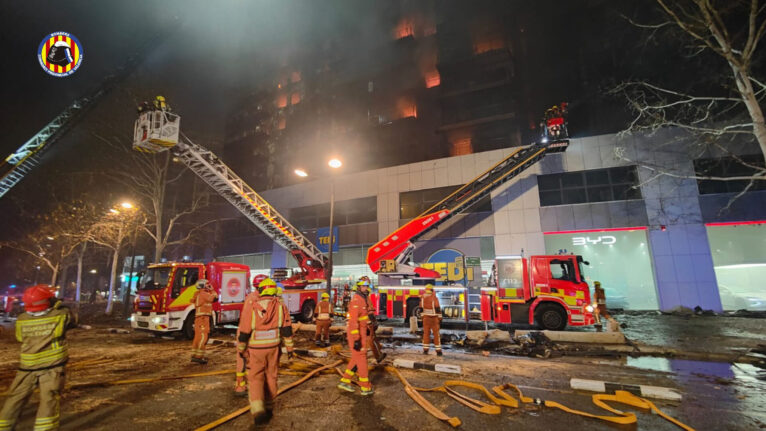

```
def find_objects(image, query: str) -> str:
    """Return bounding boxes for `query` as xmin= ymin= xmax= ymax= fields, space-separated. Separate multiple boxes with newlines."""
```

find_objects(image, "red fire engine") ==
xmin=131 ymin=262 xmax=249 ymax=337
xmin=481 ymin=255 xmax=595 ymax=330
xmin=366 ymin=105 xmax=594 ymax=330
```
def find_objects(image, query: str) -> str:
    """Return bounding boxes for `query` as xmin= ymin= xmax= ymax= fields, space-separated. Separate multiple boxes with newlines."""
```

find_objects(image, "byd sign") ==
xmin=572 ymin=235 xmax=616 ymax=246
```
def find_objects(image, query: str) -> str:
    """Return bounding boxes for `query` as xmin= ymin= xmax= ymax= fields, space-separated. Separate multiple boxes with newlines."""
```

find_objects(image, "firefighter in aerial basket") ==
xmin=314 ymin=292 xmax=333 ymax=347
xmin=190 ymin=279 xmax=217 ymax=364
xmin=0 ymin=285 xmax=77 ymax=431
xmin=337 ymin=279 xmax=374 ymax=395
xmin=421 ymin=284 xmax=443 ymax=356
xmin=237 ymin=278 xmax=294 ymax=425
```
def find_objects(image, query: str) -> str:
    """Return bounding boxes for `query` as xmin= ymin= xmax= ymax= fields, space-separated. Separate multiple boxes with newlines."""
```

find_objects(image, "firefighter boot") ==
xmin=253 ymin=410 xmax=272 ymax=426
xmin=191 ymin=356 xmax=207 ymax=364
xmin=315 ymin=339 xmax=322 ymax=347
xmin=437 ymin=350 xmax=443 ymax=357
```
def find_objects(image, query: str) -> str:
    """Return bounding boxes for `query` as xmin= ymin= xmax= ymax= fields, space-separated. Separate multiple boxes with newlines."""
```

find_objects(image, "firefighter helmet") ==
xmin=22 ymin=285 xmax=56 ymax=312
xmin=252 ymin=274 xmax=267 ymax=288
xmin=258 ymin=278 xmax=277 ymax=294
xmin=196 ymin=279 xmax=209 ymax=289
xmin=424 ymin=284 xmax=434 ymax=293
xmin=355 ymin=278 xmax=370 ymax=292
xmin=321 ymin=292 xmax=330 ymax=300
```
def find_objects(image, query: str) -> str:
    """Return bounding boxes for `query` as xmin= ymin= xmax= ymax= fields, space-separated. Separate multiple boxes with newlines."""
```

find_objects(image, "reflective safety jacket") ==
xmin=314 ymin=300 xmax=332 ymax=321
xmin=594 ymin=287 xmax=606 ymax=305
xmin=420 ymin=293 xmax=441 ymax=316
xmin=192 ymin=288 xmax=216 ymax=317
xmin=237 ymin=293 xmax=293 ymax=350
xmin=15 ymin=302 xmax=76 ymax=370
xmin=346 ymin=293 xmax=369 ymax=340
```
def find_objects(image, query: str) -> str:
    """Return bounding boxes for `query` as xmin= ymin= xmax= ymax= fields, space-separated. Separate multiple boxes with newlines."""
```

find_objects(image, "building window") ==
xmin=291 ymin=92 xmax=301 ymax=105
xmin=694 ymin=155 xmax=766 ymax=194
xmin=537 ymin=166 xmax=641 ymax=207
xmin=399 ymin=186 xmax=492 ymax=219
xmin=291 ymin=196 xmax=377 ymax=230
xmin=276 ymin=93 xmax=287 ymax=108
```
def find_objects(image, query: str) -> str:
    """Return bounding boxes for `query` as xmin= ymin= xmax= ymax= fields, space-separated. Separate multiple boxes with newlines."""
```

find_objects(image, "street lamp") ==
xmin=294 ymin=157 xmax=342 ymax=296
xmin=116 ymin=201 xmax=141 ymax=317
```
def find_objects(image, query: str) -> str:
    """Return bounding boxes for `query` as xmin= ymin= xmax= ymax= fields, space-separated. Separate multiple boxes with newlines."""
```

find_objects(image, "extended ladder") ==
xmin=367 ymin=139 xmax=568 ymax=275
xmin=172 ymin=135 xmax=328 ymax=279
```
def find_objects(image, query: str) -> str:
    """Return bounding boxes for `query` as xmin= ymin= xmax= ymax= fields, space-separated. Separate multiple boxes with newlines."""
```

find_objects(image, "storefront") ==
xmin=543 ymin=227 xmax=659 ymax=310
xmin=706 ymin=221 xmax=766 ymax=311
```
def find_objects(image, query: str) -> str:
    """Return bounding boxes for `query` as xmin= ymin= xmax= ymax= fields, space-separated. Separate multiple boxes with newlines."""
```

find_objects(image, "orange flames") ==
xmin=291 ymin=92 xmax=301 ymax=105
xmin=424 ymin=70 xmax=440 ymax=88
xmin=450 ymin=138 xmax=473 ymax=156
xmin=396 ymin=96 xmax=417 ymax=119
xmin=393 ymin=17 xmax=415 ymax=39
xmin=276 ymin=93 xmax=287 ymax=108
xmin=472 ymin=34 xmax=505 ymax=54
xmin=393 ymin=14 xmax=436 ymax=39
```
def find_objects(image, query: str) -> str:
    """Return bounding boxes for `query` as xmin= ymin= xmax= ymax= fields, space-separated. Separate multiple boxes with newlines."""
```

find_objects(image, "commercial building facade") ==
xmin=217 ymin=131 xmax=766 ymax=313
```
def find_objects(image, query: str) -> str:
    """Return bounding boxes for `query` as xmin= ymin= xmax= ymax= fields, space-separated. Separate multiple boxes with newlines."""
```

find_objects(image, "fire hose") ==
xmin=385 ymin=366 xmax=695 ymax=430
xmin=194 ymin=359 xmax=343 ymax=431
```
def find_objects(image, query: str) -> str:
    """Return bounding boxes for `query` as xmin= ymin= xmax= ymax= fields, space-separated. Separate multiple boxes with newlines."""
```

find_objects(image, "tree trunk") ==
xmin=75 ymin=242 xmax=87 ymax=310
xmin=105 ymin=248 xmax=120 ymax=315
xmin=49 ymin=263 xmax=59 ymax=287
xmin=59 ymin=264 xmax=70 ymax=299
xmin=731 ymin=65 xmax=766 ymax=161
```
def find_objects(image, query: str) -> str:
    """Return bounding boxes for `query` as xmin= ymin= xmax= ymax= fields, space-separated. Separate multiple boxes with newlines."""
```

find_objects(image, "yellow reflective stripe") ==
xmin=359 ymin=377 xmax=369 ymax=382
xmin=283 ymin=339 xmax=293 ymax=346
xmin=236 ymin=372 xmax=246 ymax=377
xmin=21 ymin=346 xmax=67 ymax=359
xmin=351 ymin=330 xmax=359 ymax=334
xmin=361 ymin=386 xmax=373 ymax=391
xmin=340 ymin=378 xmax=351 ymax=383
xmin=34 ymin=416 xmax=58 ymax=424
xmin=358 ymin=316 xmax=369 ymax=321
xmin=345 ymin=369 xmax=355 ymax=375
xmin=34 ymin=423 xmax=59 ymax=431
xmin=251 ymin=309 xmax=255 ymax=333
xmin=248 ymin=338 xmax=280 ymax=345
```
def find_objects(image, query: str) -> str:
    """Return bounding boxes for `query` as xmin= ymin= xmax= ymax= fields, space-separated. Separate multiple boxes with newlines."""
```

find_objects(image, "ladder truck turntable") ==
xmin=129 ymin=107 xmax=328 ymax=336
xmin=366 ymin=106 xmax=596 ymax=331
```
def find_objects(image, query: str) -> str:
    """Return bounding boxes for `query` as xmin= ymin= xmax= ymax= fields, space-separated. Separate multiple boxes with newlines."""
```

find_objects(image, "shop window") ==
xmin=399 ymin=185 xmax=491 ymax=219
xmin=706 ymin=222 xmax=766 ymax=311
xmin=694 ymin=155 xmax=766 ymax=194
xmin=544 ymin=228 xmax=658 ymax=310
xmin=538 ymin=166 xmax=641 ymax=207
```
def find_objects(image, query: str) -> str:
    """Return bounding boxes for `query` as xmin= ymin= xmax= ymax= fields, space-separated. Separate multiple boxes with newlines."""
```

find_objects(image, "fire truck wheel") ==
xmin=299 ymin=300 xmax=315 ymax=323
xmin=535 ymin=303 xmax=567 ymax=331
xmin=182 ymin=311 xmax=196 ymax=340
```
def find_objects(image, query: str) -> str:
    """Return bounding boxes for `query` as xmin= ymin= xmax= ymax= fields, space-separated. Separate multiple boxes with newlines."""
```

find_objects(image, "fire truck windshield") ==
xmin=140 ymin=267 xmax=171 ymax=290
xmin=576 ymin=256 xmax=589 ymax=283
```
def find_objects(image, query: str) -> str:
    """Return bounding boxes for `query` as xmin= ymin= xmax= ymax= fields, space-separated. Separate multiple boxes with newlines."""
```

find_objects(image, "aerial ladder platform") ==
xmin=132 ymin=108 xmax=327 ymax=287
xmin=367 ymin=105 xmax=570 ymax=278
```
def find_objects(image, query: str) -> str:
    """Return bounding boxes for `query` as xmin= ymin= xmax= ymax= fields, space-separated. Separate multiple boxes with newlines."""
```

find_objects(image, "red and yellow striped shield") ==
xmin=37 ymin=32 xmax=83 ymax=77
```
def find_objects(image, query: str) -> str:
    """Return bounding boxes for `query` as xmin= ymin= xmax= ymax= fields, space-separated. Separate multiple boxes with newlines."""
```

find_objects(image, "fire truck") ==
xmin=131 ymin=262 xmax=249 ymax=337
xmin=481 ymin=255 xmax=595 ymax=330
xmin=130 ymin=104 xmax=328 ymax=336
xmin=366 ymin=106 xmax=596 ymax=330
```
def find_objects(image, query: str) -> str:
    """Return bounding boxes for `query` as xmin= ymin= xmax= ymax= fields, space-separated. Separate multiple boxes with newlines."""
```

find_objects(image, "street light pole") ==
xmin=326 ymin=179 xmax=335 ymax=297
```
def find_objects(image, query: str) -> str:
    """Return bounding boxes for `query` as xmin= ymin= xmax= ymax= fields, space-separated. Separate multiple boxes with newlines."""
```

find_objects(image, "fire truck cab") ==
xmin=131 ymin=261 xmax=249 ymax=338
xmin=481 ymin=255 xmax=595 ymax=330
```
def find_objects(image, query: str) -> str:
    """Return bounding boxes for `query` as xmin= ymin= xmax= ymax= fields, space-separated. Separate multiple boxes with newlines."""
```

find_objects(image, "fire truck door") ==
xmin=496 ymin=301 xmax=512 ymax=323
xmin=284 ymin=292 xmax=301 ymax=314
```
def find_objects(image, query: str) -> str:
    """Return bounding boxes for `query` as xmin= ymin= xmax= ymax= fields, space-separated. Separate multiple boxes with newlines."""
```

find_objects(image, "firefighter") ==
xmin=314 ymin=292 xmax=332 ymax=347
xmin=153 ymin=95 xmax=170 ymax=111
xmin=421 ymin=284 xmax=442 ymax=356
xmin=190 ymin=279 xmax=217 ymax=364
xmin=0 ymin=285 xmax=77 ymax=431
xmin=593 ymin=281 xmax=610 ymax=331
xmin=237 ymin=278 xmax=294 ymax=425
xmin=337 ymin=279 xmax=373 ymax=395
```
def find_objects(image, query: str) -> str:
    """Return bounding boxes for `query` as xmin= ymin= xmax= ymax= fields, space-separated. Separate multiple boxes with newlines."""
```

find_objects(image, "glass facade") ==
xmin=706 ymin=223 xmax=766 ymax=311
xmin=543 ymin=228 xmax=659 ymax=310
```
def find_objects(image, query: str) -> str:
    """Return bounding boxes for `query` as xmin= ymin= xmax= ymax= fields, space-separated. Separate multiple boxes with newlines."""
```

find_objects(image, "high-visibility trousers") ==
xmin=191 ymin=315 xmax=211 ymax=359
xmin=340 ymin=333 xmax=371 ymax=392
xmin=246 ymin=347 xmax=279 ymax=415
xmin=315 ymin=319 xmax=331 ymax=341
xmin=0 ymin=366 xmax=65 ymax=431
xmin=596 ymin=304 xmax=611 ymax=322
xmin=422 ymin=315 xmax=441 ymax=352
xmin=235 ymin=350 xmax=247 ymax=394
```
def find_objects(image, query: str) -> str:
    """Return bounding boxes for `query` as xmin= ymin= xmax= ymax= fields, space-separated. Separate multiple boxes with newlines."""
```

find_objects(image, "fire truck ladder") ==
xmin=172 ymin=134 xmax=328 ymax=276
xmin=0 ymin=25 xmax=177 ymax=199
xmin=367 ymin=139 xmax=569 ymax=276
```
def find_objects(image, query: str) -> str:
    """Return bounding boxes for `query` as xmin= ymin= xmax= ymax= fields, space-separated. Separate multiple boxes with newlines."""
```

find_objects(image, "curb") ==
xmin=570 ymin=378 xmax=682 ymax=401
xmin=393 ymin=358 xmax=462 ymax=374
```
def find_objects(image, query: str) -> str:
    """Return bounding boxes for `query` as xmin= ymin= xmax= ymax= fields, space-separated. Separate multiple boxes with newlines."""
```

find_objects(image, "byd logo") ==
xmin=572 ymin=235 xmax=616 ymax=246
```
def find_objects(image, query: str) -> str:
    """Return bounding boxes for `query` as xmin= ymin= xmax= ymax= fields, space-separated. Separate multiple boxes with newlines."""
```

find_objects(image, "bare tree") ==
xmin=3 ymin=201 xmax=98 ymax=289
xmin=89 ymin=206 xmax=145 ymax=315
xmin=612 ymin=0 xmax=766 ymax=192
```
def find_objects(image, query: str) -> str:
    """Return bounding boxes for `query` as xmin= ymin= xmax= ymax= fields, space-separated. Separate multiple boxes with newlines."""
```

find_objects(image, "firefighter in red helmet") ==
xmin=0 ymin=285 xmax=77 ymax=431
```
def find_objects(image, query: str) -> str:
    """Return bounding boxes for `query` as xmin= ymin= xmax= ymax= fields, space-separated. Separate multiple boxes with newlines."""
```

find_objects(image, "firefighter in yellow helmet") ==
xmin=314 ymin=292 xmax=332 ymax=347
xmin=0 ymin=285 xmax=77 ymax=431
xmin=338 ymin=279 xmax=373 ymax=395
xmin=153 ymin=95 xmax=170 ymax=111
xmin=420 ymin=284 xmax=442 ymax=356
xmin=237 ymin=278 xmax=293 ymax=425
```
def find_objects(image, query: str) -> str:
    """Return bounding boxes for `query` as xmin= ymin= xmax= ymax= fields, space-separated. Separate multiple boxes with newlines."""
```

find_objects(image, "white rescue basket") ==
xmin=133 ymin=111 xmax=180 ymax=153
